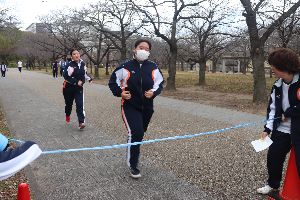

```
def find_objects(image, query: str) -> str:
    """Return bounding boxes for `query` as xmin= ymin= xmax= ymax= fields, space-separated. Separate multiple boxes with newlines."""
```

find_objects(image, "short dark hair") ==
xmin=70 ymin=48 xmax=78 ymax=56
xmin=268 ymin=48 xmax=300 ymax=73
xmin=134 ymin=39 xmax=152 ymax=50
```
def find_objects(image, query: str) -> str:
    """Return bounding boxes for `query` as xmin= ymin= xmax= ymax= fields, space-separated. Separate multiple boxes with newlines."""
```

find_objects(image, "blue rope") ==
xmin=41 ymin=118 xmax=269 ymax=155
xmin=8 ymin=138 xmax=25 ymax=144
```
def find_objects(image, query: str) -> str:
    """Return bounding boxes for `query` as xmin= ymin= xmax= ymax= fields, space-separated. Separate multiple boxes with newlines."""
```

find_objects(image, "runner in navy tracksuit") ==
xmin=257 ymin=48 xmax=300 ymax=195
xmin=109 ymin=39 xmax=164 ymax=178
xmin=0 ymin=133 xmax=41 ymax=180
xmin=63 ymin=49 xmax=92 ymax=130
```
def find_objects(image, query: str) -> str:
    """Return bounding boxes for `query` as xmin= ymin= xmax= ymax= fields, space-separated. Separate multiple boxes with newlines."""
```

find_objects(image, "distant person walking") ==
xmin=17 ymin=60 xmax=22 ymax=73
xmin=60 ymin=58 xmax=67 ymax=77
xmin=257 ymin=48 xmax=300 ymax=195
xmin=62 ymin=49 xmax=92 ymax=130
xmin=52 ymin=60 xmax=58 ymax=78
xmin=26 ymin=62 xmax=29 ymax=70
xmin=1 ymin=62 xmax=7 ymax=78
xmin=109 ymin=39 xmax=164 ymax=178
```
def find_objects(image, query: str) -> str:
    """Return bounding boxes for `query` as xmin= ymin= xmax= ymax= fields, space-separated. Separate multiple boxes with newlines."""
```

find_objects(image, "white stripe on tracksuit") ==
xmin=121 ymin=107 xmax=132 ymax=167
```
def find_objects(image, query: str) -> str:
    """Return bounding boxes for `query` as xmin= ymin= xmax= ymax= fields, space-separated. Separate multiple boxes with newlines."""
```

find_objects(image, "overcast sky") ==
xmin=0 ymin=0 xmax=97 ymax=30
xmin=0 ymin=0 xmax=243 ymax=31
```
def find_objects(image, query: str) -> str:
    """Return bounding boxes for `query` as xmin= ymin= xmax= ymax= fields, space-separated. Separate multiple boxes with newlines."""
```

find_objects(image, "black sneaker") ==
xmin=267 ymin=189 xmax=280 ymax=200
xmin=130 ymin=167 xmax=141 ymax=178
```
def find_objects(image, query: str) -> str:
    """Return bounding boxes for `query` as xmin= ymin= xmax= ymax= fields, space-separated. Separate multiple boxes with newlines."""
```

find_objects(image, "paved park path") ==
xmin=0 ymin=69 xmax=268 ymax=200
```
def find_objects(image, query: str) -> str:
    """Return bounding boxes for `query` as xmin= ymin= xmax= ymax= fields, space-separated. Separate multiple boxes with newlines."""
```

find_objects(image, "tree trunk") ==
xmin=165 ymin=44 xmax=177 ymax=90
xmin=94 ymin=64 xmax=99 ymax=79
xmin=181 ymin=61 xmax=184 ymax=71
xmin=106 ymin=52 xmax=110 ymax=75
xmin=212 ymin=60 xmax=217 ymax=73
xmin=44 ymin=61 xmax=47 ymax=72
xmin=251 ymin=47 xmax=267 ymax=103
xmin=120 ymin=38 xmax=127 ymax=62
xmin=240 ymin=59 xmax=247 ymax=74
xmin=198 ymin=60 xmax=206 ymax=85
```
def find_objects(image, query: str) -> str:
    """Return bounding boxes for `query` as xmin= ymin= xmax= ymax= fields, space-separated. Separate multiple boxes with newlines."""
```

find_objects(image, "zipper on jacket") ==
xmin=140 ymin=63 xmax=144 ymax=111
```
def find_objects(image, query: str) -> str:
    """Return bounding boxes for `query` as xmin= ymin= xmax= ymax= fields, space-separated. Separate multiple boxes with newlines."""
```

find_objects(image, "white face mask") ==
xmin=135 ymin=50 xmax=150 ymax=61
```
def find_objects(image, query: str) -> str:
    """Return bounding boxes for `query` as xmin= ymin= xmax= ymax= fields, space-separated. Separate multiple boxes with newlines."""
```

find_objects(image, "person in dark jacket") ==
xmin=257 ymin=48 xmax=300 ymax=195
xmin=60 ymin=58 xmax=67 ymax=77
xmin=52 ymin=60 xmax=58 ymax=78
xmin=62 ymin=49 xmax=92 ymax=130
xmin=109 ymin=39 xmax=164 ymax=178
xmin=1 ymin=62 xmax=7 ymax=78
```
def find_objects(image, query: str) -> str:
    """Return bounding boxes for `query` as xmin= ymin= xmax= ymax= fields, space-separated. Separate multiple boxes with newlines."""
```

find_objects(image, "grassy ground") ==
xmin=161 ymin=71 xmax=276 ymax=115
xmin=35 ymin=66 xmax=276 ymax=92
xmin=0 ymin=107 xmax=28 ymax=200
xmin=174 ymin=71 xmax=276 ymax=94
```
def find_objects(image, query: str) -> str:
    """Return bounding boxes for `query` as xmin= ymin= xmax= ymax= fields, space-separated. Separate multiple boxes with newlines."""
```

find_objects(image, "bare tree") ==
xmin=40 ymin=12 xmax=90 ymax=58
xmin=83 ymin=0 xmax=143 ymax=62
xmin=0 ymin=7 xmax=18 ymax=30
xmin=240 ymin=0 xmax=300 ymax=103
xmin=224 ymin=32 xmax=251 ymax=74
xmin=183 ymin=0 xmax=233 ymax=85
xmin=14 ymin=32 xmax=53 ymax=70
xmin=131 ymin=0 xmax=205 ymax=90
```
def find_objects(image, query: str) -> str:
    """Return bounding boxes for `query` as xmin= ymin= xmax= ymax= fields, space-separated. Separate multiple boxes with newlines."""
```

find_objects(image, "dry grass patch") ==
xmin=169 ymin=71 xmax=276 ymax=95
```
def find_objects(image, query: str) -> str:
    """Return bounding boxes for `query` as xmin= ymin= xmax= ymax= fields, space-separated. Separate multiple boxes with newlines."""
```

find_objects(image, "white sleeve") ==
xmin=266 ymin=89 xmax=276 ymax=131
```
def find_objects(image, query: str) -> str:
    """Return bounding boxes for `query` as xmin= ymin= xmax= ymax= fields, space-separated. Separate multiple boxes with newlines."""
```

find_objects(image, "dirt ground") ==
xmin=161 ymin=87 xmax=267 ymax=116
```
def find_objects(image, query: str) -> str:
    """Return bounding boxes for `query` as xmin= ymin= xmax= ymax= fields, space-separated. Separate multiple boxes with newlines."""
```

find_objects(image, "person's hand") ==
xmin=78 ymin=80 xmax=83 ymax=87
xmin=261 ymin=132 xmax=268 ymax=140
xmin=121 ymin=91 xmax=131 ymax=100
xmin=282 ymin=114 xmax=288 ymax=122
xmin=144 ymin=90 xmax=154 ymax=99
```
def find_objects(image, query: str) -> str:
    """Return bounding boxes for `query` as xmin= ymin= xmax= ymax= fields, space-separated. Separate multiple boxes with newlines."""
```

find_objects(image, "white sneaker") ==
xmin=257 ymin=185 xmax=273 ymax=194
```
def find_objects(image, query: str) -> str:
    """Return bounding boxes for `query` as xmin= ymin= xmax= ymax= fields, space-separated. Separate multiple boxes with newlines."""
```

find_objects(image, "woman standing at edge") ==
xmin=109 ymin=39 xmax=164 ymax=178
xmin=257 ymin=48 xmax=300 ymax=195
xmin=63 ymin=49 xmax=92 ymax=130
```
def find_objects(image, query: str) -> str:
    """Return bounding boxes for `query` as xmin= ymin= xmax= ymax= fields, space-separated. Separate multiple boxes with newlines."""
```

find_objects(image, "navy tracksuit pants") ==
xmin=267 ymin=130 xmax=292 ymax=189
xmin=121 ymin=104 xmax=154 ymax=169
xmin=1 ymin=70 xmax=5 ymax=77
xmin=63 ymin=84 xmax=85 ymax=124
xmin=53 ymin=69 xmax=58 ymax=78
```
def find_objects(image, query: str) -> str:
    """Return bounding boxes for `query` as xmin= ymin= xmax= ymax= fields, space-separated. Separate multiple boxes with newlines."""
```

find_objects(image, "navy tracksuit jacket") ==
xmin=109 ymin=59 xmax=164 ymax=169
xmin=63 ymin=59 xmax=92 ymax=124
xmin=264 ymin=73 xmax=300 ymax=188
